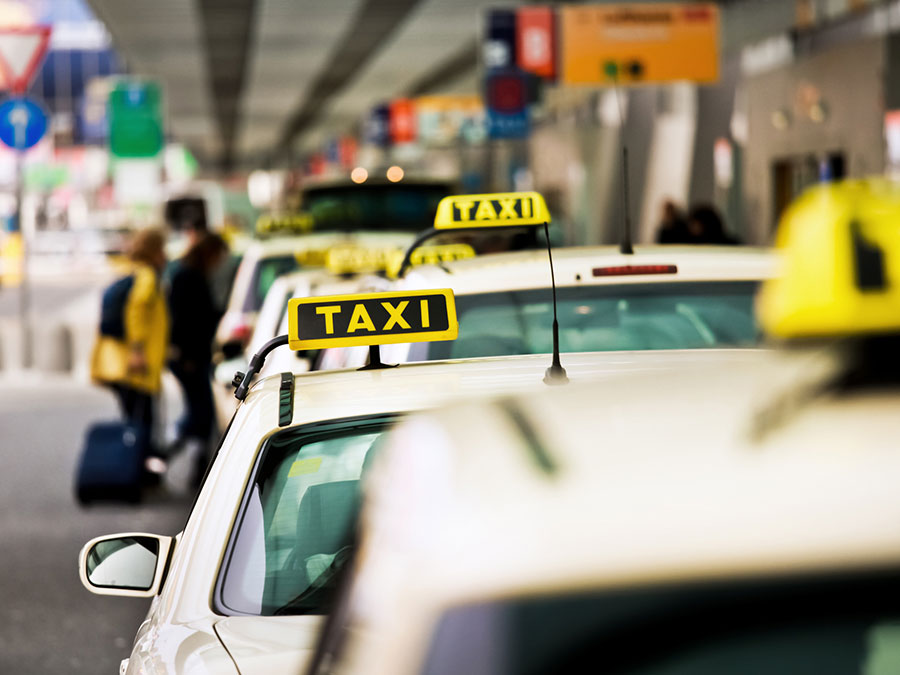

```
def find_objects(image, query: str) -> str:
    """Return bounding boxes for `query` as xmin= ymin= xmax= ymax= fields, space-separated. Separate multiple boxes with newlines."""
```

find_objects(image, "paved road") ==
xmin=0 ymin=376 xmax=195 ymax=674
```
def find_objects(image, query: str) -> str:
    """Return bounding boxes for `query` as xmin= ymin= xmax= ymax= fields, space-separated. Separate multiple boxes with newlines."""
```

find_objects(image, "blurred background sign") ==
xmin=484 ymin=8 xmax=517 ymax=69
xmin=365 ymin=103 xmax=391 ymax=147
xmin=486 ymin=70 xmax=529 ymax=139
xmin=560 ymin=3 xmax=719 ymax=85
xmin=516 ymin=6 xmax=556 ymax=79
xmin=416 ymin=95 xmax=484 ymax=146
xmin=0 ymin=25 xmax=51 ymax=94
xmin=0 ymin=97 xmax=48 ymax=151
xmin=108 ymin=79 xmax=163 ymax=158
xmin=389 ymin=98 xmax=417 ymax=144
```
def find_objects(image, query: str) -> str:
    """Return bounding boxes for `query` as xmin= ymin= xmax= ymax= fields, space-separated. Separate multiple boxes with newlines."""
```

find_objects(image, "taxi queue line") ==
xmin=73 ymin=183 xmax=900 ymax=675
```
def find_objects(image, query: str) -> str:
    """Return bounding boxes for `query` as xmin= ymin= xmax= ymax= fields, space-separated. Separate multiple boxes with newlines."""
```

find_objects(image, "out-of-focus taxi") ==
xmin=319 ymin=191 xmax=776 ymax=369
xmin=306 ymin=178 xmax=900 ymax=675
xmin=211 ymin=241 xmax=406 ymax=428
xmin=213 ymin=216 xmax=414 ymax=353
xmin=79 ymin=283 xmax=768 ymax=674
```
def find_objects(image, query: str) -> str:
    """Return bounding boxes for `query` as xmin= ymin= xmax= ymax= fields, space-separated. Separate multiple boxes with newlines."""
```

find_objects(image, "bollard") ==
xmin=34 ymin=323 xmax=74 ymax=373
xmin=0 ymin=319 xmax=24 ymax=371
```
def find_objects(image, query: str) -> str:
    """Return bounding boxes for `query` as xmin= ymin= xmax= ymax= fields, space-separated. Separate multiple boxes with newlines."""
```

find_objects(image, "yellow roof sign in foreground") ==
xmin=433 ymin=191 xmax=550 ymax=229
xmin=287 ymin=289 xmax=457 ymax=350
xmin=758 ymin=179 xmax=900 ymax=339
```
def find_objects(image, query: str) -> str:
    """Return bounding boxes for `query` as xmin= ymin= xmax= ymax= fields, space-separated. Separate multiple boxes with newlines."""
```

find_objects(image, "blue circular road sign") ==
xmin=0 ymin=97 xmax=48 ymax=151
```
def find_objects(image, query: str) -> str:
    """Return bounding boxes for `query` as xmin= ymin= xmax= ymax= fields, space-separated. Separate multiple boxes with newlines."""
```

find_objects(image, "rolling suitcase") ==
xmin=75 ymin=420 xmax=147 ymax=505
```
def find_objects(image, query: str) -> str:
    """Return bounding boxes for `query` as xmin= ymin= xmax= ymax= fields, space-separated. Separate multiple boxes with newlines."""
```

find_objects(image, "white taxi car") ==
xmin=214 ymin=231 xmax=413 ymax=352
xmin=306 ymin=178 xmax=900 ymax=675
xmin=318 ymin=352 xmax=900 ymax=675
xmin=316 ymin=192 xmax=775 ymax=369
xmin=322 ymin=245 xmax=775 ymax=369
xmin=79 ymin=287 xmax=770 ymax=674
xmin=212 ymin=235 xmax=413 ymax=426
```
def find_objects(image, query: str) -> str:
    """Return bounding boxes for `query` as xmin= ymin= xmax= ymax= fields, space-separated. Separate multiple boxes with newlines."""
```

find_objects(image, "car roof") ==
xmin=241 ymin=348 xmax=773 ymax=429
xmin=382 ymin=352 xmax=900 ymax=602
xmin=402 ymin=245 xmax=776 ymax=294
xmin=271 ymin=268 xmax=385 ymax=292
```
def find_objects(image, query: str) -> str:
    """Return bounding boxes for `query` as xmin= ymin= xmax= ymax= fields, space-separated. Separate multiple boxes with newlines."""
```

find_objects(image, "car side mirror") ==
xmin=78 ymin=533 xmax=173 ymax=598
xmin=220 ymin=339 xmax=244 ymax=360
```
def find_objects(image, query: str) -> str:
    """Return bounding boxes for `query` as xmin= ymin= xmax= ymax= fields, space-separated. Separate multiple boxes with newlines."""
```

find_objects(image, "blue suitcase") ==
xmin=75 ymin=421 xmax=147 ymax=505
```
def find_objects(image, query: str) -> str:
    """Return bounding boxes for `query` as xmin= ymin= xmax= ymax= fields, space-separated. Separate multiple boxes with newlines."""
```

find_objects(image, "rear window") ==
xmin=423 ymin=281 xmax=760 ymax=360
xmin=215 ymin=415 xmax=398 ymax=616
xmin=421 ymin=568 xmax=900 ymax=675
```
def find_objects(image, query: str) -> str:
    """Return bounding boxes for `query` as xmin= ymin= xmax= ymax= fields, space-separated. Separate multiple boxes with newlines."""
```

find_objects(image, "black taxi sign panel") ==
xmin=433 ymin=191 xmax=551 ymax=229
xmin=287 ymin=289 xmax=458 ymax=350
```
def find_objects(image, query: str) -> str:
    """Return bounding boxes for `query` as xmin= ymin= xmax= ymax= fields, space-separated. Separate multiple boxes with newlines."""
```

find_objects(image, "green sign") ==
xmin=24 ymin=163 xmax=68 ymax=190
xmin=109 ymin=80 xmax=163 ymax=158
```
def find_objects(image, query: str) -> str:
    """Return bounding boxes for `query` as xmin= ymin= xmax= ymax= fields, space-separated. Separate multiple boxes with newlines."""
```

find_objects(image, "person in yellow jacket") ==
xmin=91 ymin=228 xmax=169 ymax=462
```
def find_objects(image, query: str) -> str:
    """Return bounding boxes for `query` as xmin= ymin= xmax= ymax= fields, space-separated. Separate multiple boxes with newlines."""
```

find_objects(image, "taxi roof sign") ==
xmin=758 ymin=179 xmax=900 ymax=339
xmin=287 ymin=289 xmax=457 ymax=350
xmin=256 ymin=212 xmax=315 ymax=236
xmin=325 ymin=245 xmax=399 ymax=275
xmin=385 ymin=243 xmax=475 ymax=278
xmin=433 ymin=191 xmax=550 ymax=229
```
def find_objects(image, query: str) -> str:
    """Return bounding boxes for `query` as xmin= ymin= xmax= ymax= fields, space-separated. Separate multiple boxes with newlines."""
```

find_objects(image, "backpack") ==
xmin=99 ymin=275 xmax=135 ymax=339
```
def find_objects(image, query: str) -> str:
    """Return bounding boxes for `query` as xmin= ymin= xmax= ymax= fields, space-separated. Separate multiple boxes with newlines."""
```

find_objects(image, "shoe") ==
xmin=142 ymin=456 xmax=168 ymax=487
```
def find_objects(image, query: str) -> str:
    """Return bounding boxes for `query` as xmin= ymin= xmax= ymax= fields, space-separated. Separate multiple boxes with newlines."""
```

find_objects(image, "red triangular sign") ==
xmin=0 ymin=26 xmax=51 ymax=94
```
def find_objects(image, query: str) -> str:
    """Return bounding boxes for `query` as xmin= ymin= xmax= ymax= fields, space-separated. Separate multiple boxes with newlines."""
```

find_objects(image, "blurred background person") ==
xmin=164 ymin=196 xmax=209 ymax=244
xmin=687 ymin=204 xmax=740 ymax=245
xmin=655 ymin=199 xmax=691 ymax=244
xmin=166 ymin=232 xmax=229 ymax=485
xmin=89 ymin=228 xmax=169 ymax=473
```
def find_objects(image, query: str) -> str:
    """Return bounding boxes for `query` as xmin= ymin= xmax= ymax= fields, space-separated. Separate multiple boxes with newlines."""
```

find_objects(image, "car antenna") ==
xmin=612 ymin=71 xmax=634 ymax=255
xmin=543 ymin=221 xmax=568 ymax=385
xmin=233 ymin=334 xmax=289 ymax=401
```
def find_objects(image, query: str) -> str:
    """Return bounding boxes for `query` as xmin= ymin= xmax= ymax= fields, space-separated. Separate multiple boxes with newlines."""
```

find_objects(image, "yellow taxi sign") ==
xmin=325 ymin=245 xmax=400 ymax=275
xmin=295 ymin=248 xmax=329 ymax=267
xmin=287 ymin=289 xmax=457 ymax=350
xmin=256 ymin=212 xmax=315 ymax=235
xmin=433 ymin=191 xmax=550 ymax=229
xmin=385 ymin=243 xmax=476 ymax=278
xmin=758 ymin=179 xmax=900 ymax=339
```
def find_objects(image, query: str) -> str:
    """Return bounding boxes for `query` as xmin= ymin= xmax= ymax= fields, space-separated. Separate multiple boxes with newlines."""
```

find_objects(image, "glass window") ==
xmin=216 ymin=415 xmax=397 ymax=616
xmin=419 ymin=568 xmax=900 ymax=675
xmin=302 ymin=183 xmax=451 ymax=232
xmin=423 ymin=282 xmax=760 ymax=360
xmin=244 ymin=255 xmax=299 ymax=312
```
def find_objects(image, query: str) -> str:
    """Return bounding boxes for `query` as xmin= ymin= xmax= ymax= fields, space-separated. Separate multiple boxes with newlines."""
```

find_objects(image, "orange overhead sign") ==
xmin=561 ymin=3 xmax=719 ymax=85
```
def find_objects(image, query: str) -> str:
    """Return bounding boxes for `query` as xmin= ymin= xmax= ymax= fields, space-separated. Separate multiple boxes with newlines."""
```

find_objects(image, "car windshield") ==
xmin=215 ymin=415 xmax=396 ymax=616
xmin=419 ymin=568 xmax=900 ymax=675
xmin=422 ymin=281 xmax=760 ymax=360
xmin=302 ymin=183 xmax=451 ymax=232
xmin=244 ymin=254 xmax=299 ymax=312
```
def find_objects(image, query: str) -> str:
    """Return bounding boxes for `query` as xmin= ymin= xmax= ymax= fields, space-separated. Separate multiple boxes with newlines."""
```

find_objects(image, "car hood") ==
xmin=214 ymin=615 xmax=322 ymax=675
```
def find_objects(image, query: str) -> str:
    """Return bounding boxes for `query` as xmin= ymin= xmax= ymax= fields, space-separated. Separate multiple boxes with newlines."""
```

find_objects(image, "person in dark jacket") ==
xmin=687 ymin=204 xmax=741 ymax=245
xmin=655 ymin=200 xmax=691 ymax=244
xmin=166 ymin=233 xmax=228 ymax=483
